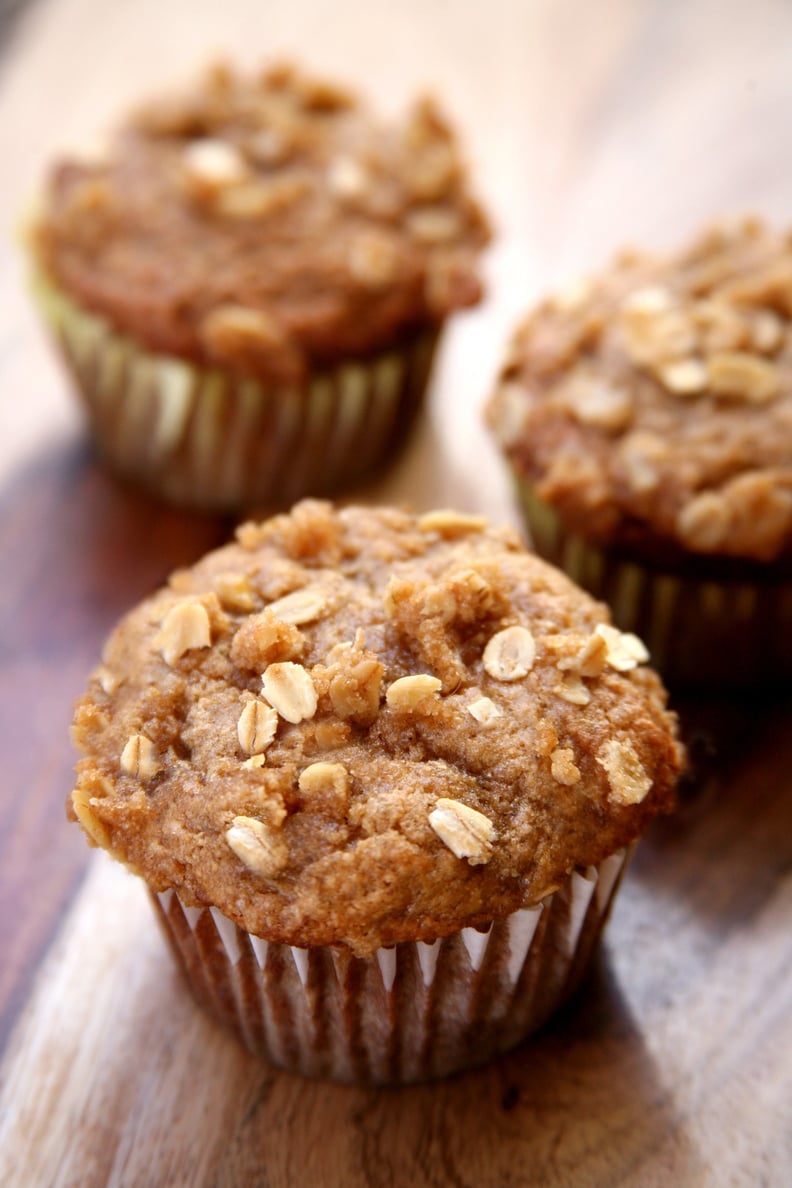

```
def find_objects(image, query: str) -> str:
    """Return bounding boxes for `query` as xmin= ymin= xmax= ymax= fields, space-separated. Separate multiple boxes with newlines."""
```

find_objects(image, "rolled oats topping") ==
xmin=156 ymin=598 xmax=212 ymax=665
xmin=237 ymin=699 xmax=278 ymax=755
xmin=262 ymin=661 xmax=317 ymax=723
xmin=214 ymin=573 xmax=257 ymax=614
xmin=487 ymin=217 xmax=792 ymax=561
xmin=676 ymin=491 xmax=732 ymax=551
xmin=592 ymin=624 xmax=649 ymax=672
xmin=215 ymin=174 xmax=312 ymax=221
xmin=482 ymin=625 xmax=536 ymax=681
xmin=618 ymin=431 xmax=668 ymax=495
xmin=751 ymin=310 xmax=783 ymax=353
xmin=707 ymin=352 xmax=781 ymax=403
xmin=560 ymin=374 xmax=633 ymax=430
xmin=406 ymin=206 xmax=463 ymax=243
xmin=467 ymin=695 xmax=502 ymax=724
xmin=487 ymin=381 xmax=530 ymax=449
xmin=96 ymin=665 xmax=121 ymax=695
xmin=120 ymin=733 xmax=160 ymax=781
xmin=550 ymin=747 xmax=581 ymax=786
xmin=596 ymin=739 xmax=653 ymax=805
xmin=428 ymin=798 xmax=495 ymax=865
xmin=568 ymin=630 xmax=609 ymax=677
xmin=35 ymin=62 xmax=489 ymax=385
xmin=620 ymin=297 xmax=697 ymax=367
xmin=418 ymin=510 xmax=488 ymax=537
xmin=551 ymin=630 xmax=604 ymax=678
xmin=553 ymin=673 xmax=592 ymax=706
xmin=621 ymin=285 xmax=675 ymax=317
xmin=200 ymin=304 xmax=295 ymax=375
xmin=182 ymin=138 xmax=248 ymax=195
xmin=69 ymin=502 xmax=681 ymax=956
xmin=226 ymin=815 xmax=288 ymax=879
xmin=298 ymin=761 xmax=349 ymax=814
xmin=658 ymin=358 xmax=709 ymax=396
xmin=327 ymin=155 xmax=369 ymax=200
xmin=266 ymin=587 xmax=326 ymax=626
xmin=386 ymin=673 xmax=442 ymax=711
xmin=70 ymin=785 xmax=111 ymax=850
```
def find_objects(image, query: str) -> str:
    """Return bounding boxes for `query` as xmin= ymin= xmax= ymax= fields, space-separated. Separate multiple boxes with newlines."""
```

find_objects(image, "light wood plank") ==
xmin=2 ymin=0 xmax=792 ymax=1183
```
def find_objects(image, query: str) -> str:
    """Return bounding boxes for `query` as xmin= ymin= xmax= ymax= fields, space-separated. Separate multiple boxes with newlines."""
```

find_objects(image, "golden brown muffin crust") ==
xmin=487 ymin=217 xmax=792 ymax=563
xmin=70 ymin=502 xmax=681 ymax=956
xmin=33 ymin=62 xmax=490 ymax=385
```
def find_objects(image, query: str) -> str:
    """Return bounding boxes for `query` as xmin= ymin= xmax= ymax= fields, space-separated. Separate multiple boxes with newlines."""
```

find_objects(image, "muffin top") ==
xmin=70 ymin=502 xmax=681 ymax=956
xmin=33 ymin=62 xmax=489 ymax=385
xmin=487 ymin=217 xmax=792 ymax=564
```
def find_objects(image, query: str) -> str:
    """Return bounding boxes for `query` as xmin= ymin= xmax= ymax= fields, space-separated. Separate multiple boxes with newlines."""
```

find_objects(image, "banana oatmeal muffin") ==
xmin=487 ymin=216 xmax=792 ymax=687
xmin=30 ymin=62 xmax=489 ymax=509
xmin=70 ymin=501 xmax=681 ymax=1082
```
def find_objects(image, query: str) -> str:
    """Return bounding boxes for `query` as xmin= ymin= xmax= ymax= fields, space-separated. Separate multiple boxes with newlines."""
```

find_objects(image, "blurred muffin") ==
xmin=30 ymin=62 xmax=489 ymax=509
xmin=70 ymin=501 xmax=681 ymax=1083
xmin=487 ymin=217 xmax=792 ymax=688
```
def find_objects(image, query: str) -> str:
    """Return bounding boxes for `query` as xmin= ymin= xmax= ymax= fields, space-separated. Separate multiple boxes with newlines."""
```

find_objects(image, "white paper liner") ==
xmin=33 ymin=276 xmax=438 ymax=510
xmin=149 ymin=847 xmax=632 ymax=1085
xmin=518 ymin=479 xmax=792 ymax=688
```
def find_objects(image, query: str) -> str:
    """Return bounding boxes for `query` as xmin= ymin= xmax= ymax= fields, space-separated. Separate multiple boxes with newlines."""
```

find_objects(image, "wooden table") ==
xmin=1 ymin=1 xmax=791 ymax=1183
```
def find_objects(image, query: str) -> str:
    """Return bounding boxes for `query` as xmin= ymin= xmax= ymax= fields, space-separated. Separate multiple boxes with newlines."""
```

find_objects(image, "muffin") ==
xmin=69 ymin=501 xmax=681 ymax=1083
xmin=29 ymin=62 xmax=489 ymax=509
xmin=487 ymin=217 xmax=792 ymax=688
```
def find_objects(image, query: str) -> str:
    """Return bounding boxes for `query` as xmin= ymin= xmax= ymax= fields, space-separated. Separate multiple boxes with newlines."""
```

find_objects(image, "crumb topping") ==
xmin=487 ymin=217 xmax=792 ymax=562
xmin=34 ymin=61 xmax=489 ymax=384
xmin=70 ymin=501 xmax=681 ymax=955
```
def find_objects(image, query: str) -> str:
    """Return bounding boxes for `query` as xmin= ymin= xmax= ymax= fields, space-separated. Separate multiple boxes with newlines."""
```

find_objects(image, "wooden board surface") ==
xmin=1 ymin=1 xmax=791 ymax=1184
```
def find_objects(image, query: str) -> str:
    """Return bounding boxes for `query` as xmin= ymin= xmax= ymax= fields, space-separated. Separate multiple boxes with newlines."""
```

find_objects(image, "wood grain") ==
xmin=1 ymin=700 xmax=791 ymax=1187
xmin=0 ymin=445 xmax=229 ymax=1046
xmin=1 ymin=0 xmax=791 ymax=1184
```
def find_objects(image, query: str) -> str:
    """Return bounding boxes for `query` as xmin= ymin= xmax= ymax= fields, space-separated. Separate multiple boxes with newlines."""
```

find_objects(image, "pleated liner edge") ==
xmin=149 ymin=846 xmax=631 ymax=1084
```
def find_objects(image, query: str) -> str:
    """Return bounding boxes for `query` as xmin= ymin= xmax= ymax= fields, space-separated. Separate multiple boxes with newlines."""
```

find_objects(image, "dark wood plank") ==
xmin=0 ymin=436 xmax=229 ymax=1050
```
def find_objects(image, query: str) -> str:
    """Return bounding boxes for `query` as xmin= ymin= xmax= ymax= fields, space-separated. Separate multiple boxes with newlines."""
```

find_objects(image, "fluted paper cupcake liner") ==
xmin=518 ymin=480 xmax=792 ymax=689
xmin=33 ymin=275 xmax=438 ymax=510
xmin=149 ymin=848 xmax=630 ymax=1085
